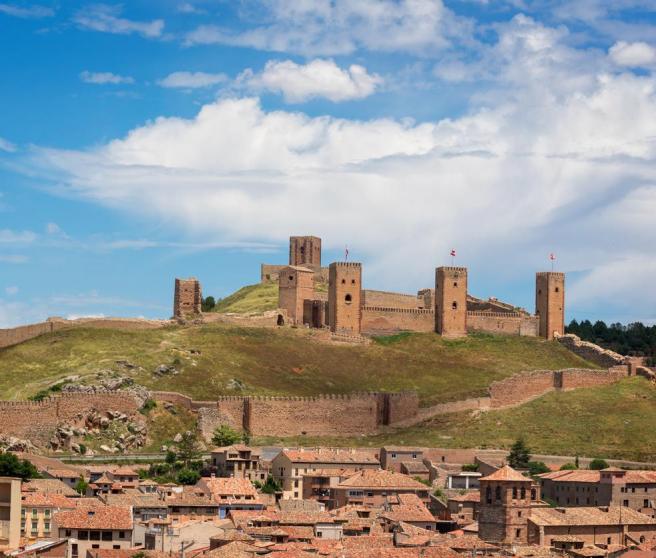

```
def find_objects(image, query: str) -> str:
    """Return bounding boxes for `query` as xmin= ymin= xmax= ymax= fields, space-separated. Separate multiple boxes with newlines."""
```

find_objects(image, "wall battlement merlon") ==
xmin=536 ymin=271 xmax=565 ymax=277
xmin=363 ymin=306 xmax=434 ymax=314
xmin=466 ymin=311 xmax=532 ymax=319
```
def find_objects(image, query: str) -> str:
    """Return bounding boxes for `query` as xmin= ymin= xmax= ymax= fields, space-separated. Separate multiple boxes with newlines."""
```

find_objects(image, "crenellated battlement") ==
xmin=363 ymin=306 xmax=433 ymax=315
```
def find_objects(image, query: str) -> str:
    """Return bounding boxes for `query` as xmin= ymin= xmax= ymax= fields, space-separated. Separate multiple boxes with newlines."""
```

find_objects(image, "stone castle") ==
xmin=249 ymin=235 xmax=565 ymax=340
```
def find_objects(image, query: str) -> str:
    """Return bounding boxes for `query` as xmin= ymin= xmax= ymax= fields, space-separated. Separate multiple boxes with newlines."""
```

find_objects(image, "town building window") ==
xmin=79 ymin=531 xmax=89 ymax=540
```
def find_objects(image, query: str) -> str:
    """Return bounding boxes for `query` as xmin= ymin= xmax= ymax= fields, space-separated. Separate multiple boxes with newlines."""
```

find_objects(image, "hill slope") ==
xmin=214 ymin=283 xmax=279 ymax=314
xmin=0 ymin=325 xmax=593 ymax=403
xmin=257 ymin=377 xmax=656 ymax=462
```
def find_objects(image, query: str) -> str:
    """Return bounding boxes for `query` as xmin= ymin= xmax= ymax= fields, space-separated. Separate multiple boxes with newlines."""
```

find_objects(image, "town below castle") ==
xmin=0 ymin=235 xmax=655 ymax=558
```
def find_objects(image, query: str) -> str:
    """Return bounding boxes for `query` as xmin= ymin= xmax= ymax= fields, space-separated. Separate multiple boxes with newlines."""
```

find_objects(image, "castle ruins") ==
xmin=264 ymin=235 xmax=565 ymax=340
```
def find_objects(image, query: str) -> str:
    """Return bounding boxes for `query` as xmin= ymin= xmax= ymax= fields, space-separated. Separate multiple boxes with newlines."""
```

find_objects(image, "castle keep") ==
xmin=173 ymin=277 xmax=202 ymax=318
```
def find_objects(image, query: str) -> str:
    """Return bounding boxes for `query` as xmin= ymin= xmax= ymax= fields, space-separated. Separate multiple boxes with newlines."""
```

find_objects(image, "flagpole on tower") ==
xmin=550 ymin=252 xmax=556 ymax=271
xmin=450 ymin=248 xmax=456 ymax=266
xmin=345 ymin=245 xmax=349 ymax=262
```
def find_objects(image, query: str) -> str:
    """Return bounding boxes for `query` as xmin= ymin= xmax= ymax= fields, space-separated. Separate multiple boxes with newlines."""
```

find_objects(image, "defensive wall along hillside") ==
xmin=0 ymin=318 xmax=167 ymax=350
xmin=0 ymin=391 xmax=141 ymax=445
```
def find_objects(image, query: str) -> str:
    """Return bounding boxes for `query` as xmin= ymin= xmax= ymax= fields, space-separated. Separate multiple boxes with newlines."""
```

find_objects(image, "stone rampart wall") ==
xmin=361 ymin=307 xmax=434 ymax=334
xmin=0 ymin=392 xmax=140 ymax=444
xmin=557 ymin=334 xmax=626 ymax=367
xmin=466 ymin=311 xmax=539 ymax=337
xmin=361 ymin=290 xmax=421 ymax=309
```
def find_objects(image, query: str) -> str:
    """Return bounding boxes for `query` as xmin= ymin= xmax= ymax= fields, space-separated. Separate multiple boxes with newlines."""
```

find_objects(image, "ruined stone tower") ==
xmin=328 ymin=262 xmax=362 ymax=335
xmin=278 ymin=266 xmax=314 ymax=325
xmin=173 ymin=278 xmax=202 ymax=318
xmin=478 ymin=466 xmax=537 ymax=544
xmin=435 ymin=267 xmax=467 ymax=337
xmin=290 ymin=236 xmax=322 ymax=269
xmin=535 ymin=272 xmax=565 ymax=340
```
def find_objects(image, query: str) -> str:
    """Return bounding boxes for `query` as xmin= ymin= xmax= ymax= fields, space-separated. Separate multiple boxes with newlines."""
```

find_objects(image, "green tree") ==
xmin=165 ymin=450 xmax=178 ymax=465
xmin=202 ymin=296 xmax=216 ymax=312
xmin=260 ymin=475 xmax=282 ymax=495
xmin=507 ymin=438 xmax=531 ymax=469
xmin=589 ymin=458 xmax=610 ymax=470
xmin=211 ymin=425 xmax=241 ymax=447
xmin=176 ymin=469 xmax=201 ymax=485
xmin=74 ymin=476 xmax=89 ymax=496
xmin=176 ymin=431 xmax=201 ymax=467
xmin=0 ymin=453 xmax=40 ymax=480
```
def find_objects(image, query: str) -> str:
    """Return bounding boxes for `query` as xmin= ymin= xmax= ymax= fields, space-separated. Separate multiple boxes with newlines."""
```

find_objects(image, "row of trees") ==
xmin=566 ymin=320 xmax=656 ymax=365
xmin=508 ymin=439 xmax=608 ymax=474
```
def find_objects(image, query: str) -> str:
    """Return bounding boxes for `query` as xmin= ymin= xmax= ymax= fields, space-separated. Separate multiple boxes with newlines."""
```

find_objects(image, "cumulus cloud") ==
xmin=158 ymin=71 xmax=227 ymax=89
xmin=0 ymin=3 xmax=54 ymax=18
xmin=14 ymin=15 xmax=656 ymax=322
xmin=609 ymin=41 xmax=656 ymax=67
xmin=80 ymin=71 xmax=135 ymax=85
xmin=0 ymin=136 xmax=16 ymax=152
xmin=73 ymin=4 xmax=164 ymax=38
xmin=0 ymin=229 xmax=37 ymax=243
xmin=184 ymin=0 xmax=474 ymax=56
xmin=238 ymin=59 xmax=382 ymax=103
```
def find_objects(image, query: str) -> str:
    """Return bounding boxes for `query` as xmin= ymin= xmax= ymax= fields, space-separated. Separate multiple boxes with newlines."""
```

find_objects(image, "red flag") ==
xmin=549 ymin=253 xmax=556 ymax=261
xmin=345 ymin=246 xmax=349 ymax=260
xmin=450 ymin=249 xmax=456 ymax=257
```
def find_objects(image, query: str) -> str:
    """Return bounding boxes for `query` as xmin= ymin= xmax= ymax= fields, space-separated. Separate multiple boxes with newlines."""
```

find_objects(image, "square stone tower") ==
xmin=278 ymin=266 xmax=314 ymax=325
xmin=328 ymin=262 xmax=362 ymax=335
xmin=535 ymin=272 xmax=565 ymax=340
xmin=478 ymin=465 xmax=537 ymax=544
xmin=435 ymin=267 xmax=468 ymax=337
xmin=290 ymin=236 xmax=322 ymax=269
xmin=173 ymin=278 xmax=202 ymax=318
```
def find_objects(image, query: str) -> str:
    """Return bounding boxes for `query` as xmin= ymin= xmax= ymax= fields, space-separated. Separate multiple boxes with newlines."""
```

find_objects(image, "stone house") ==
xmin=331 ymin=469 xmax=431 ymax=508
xmin=271 ymin=449 xmax=379 ymax=500
xmin=380 ymin=447 xmax=424 ymax=474
xmin=53 ymin=506 xmax=133 ymax=558
xmin=209 ymin=445 xmax=267 ymax=482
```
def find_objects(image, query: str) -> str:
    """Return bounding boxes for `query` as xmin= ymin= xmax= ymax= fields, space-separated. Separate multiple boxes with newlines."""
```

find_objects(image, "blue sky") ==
xmin=1 ymin=0 xmax=656 ymax=327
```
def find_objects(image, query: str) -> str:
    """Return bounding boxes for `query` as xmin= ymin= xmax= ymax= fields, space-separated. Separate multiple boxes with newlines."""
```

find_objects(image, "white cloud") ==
xmin=4 ymin=286 xmax=18 ymax=296
xmin=0 ymin=3 xmax=54 ymax=18
xmin=238 ymin=59 xmax=382 ymax=103
xmin=80 ymin=71 xmax=135 ymax=85
xmin=17 ymin=15 xmax=656 ymax=322
xmin=0 ymin=229 xmax=37 ymax=243
xmin=609 ymin=41 xmax=656 ymax=68
xmin=184 ymin=0 xmax=474 ymax=56
xmin=177 ymin=2 xmax=205 ymax=14
xmin=0 ymin=136 xmax=16 ymax=152
xmin=158 ymin=71 xmax=227 ymax=89
xmin=73 ymin=5 xmax=164 ymax=38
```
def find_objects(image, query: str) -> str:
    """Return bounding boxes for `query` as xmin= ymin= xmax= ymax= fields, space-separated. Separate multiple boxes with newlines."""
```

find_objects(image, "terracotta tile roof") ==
xmin=45 ymin=468 xmax=81 ymax=479
xmin=480 ymin=465 xmax=530 ymax=482
xmin=448 ymin=492 xmax=480 ymax=503
xmin=529 ymin=506 xmax=656 ymax=526
xmin=400 ymin=462 xmax=429 ymax=474
xmin=539 ymin=470 xmax=601 ymax=483
xmin=281 ymin=449 xmax=379 ymax=465
xmin=382 ymin=447 xmax=423 ymax=453
xmin=22 ymin=493 xmax=76 ymax=509
xmin=200 ymin=477 xmax=258 ymax=499
xmin=84 ymin=550 xmax=171 ymax=558
xmin=338 ymin=469 xmax=429 ymax=490
xmin=277 ymin=511 xmax=335 ymax=525
xmin=382 ymin=505 xmax=435 ymax=523
xmin=112 ymin=467 xmax=138 ymax=477
xmin=22 ymin=479 xmax=78 ymax=496
xmin=101 ymin=493 xmax=165 ymax=508
xmin=92 ymin=474 xmax=115 ymax=485
xmin=54 ymin=505 xmax=133 ymax=530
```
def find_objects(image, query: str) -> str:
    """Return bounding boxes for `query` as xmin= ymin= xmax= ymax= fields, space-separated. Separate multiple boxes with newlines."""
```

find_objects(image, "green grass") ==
xmin=214 ymin=283 xmax=279 ymax=314
xmin=0 ymin=324 xmax=593 ymax=404
xmin=254 ymin=377 xmax=656 ymax=462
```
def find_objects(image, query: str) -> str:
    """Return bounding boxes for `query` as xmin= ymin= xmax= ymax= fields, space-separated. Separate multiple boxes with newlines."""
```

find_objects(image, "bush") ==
xmin=211 ymin=425 xmax=241 ymax=447
xmin=528 ymin=461 xmax=550 ymax=476
xmin=140 ymin=399 xmax=157 ymax=415
xmin=560 ymin=463 xmax=577 ymax=470
xmin=589 ymin=458 xmax=610 ymax=470
xmin=260 ymin=475 xmax=282 ymax=494
xmin=177 ymin=469 xmax=201 ymax=485
xmin=433 ymin=487 xmax=445 ymax=500
xmin=462 ymin=463 xmax=479 ymax=472
xmin=74 ymin=476 xmax=89 ymax=496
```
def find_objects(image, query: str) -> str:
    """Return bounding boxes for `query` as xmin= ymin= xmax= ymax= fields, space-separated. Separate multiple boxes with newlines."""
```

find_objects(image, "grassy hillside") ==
xmin=0 ymin=325 xmax=593 ymax=404
xmin=213 ymin=281 xmax=326 ymax=314
xmin=214 ymin=283 xmax=279 ymax=313
xmin=256 ymin=377 xmax=656 ymax=462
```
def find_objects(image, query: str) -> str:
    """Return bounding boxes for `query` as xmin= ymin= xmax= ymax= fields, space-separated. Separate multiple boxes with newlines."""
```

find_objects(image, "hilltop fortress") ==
xmin=249 ymin=235 xmax=564 ymax=340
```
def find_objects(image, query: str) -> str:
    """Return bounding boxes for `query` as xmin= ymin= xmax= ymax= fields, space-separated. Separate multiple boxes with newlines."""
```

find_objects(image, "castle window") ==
xmin=452 ymin=301 xmax=458 ymax=310
xmin=289 ymin=275 xmax=294 ymax=281
xmin=351 ymin=279 xmax=356 ymax=284
xmin=495 ymin=486 xmax=501 ymax=501
xmin=516 ymin=529 xmax=521 ymax=539
xmin=555 ymin=287 xmax=559 ymax=293
xmin=345 ymin=294 xmax=352 ymax=304
xmin=453 ymin=282 xmax=458 ymax=287
xmin=341 ymin=279 xmax=346 ymax=284
xmin=538 ymin=289 xmax=542 ymax=295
